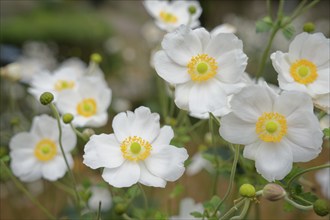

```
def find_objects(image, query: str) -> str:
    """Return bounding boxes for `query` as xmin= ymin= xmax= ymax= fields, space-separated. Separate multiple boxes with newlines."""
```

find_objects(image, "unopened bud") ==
xmin=262 ymin=183 xmax=286 ymax=201
xmin=188 ymin=5 xmax=197 ymax=15
xmin=82 ymin=128 xmax=95 ymax=139
xmin=62 ymin=113 xmax=74 ymax=124
xmin=90 ymin=53 xmax=102 ymax=64
xmin=313 ymin=199 xmax=329 ymax=217
xmin=114 ymin=203 xmax=127 ymax=215
xmin=39 ymin=92 xmax=54 ymax=105
xmin=303 ymin=22 xmax=315 ymax=33
xmin=239 ymin=184 xmax=256 ymax=198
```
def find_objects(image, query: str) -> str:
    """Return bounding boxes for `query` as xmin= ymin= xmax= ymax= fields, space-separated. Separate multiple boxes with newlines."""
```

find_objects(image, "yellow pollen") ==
xmin=290 ymin=59 xmax=318 ymax=84
xmin=159 ymin=11 xmax=178 ymax=24
xmin=121 ymin=136 xmax=151 ymax=162
xmin=255 ymin=112 xmax=287 ymax=142
xmin=34 ymin=139 xmax=57 ymax=161
xmin=76 ymin=98 xmax=97 ymax=117
xmin=54 ymin=80 xmax=75 ymax=91
xmin=187 ymin=54 xmax=218 ymax=82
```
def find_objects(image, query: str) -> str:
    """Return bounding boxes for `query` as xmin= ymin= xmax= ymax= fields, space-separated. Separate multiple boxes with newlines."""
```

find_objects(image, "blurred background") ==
xmin=0 ymin=0 xmax=329 ymax=219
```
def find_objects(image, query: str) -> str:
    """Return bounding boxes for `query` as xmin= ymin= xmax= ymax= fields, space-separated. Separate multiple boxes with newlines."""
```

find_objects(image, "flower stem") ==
xmin=96 ymin=201 xmax=102 ymax=220
xmin=286 ymin=164 xmax=330 ymax=190
xmin=70 ymin=123 xmax=88 ymax=142
xmin=1 ymin=160 xmax=56 ymax=220
xmin=219 ymin=198 xmax=246 ymax=220
xmin=230 ymin=199 xmax=251 ymax=220
xmin=138 ymin=183 xmax=149 ymax=210
xmin=49 ymin=103 xmax=81 ymax=210
xmin=284 ymin=196 xmax=313 ymax=211
xmin=212 ymin=144 xmax=240 ymax=217
xmin=209 ymin=113 xmax=219 ymax=195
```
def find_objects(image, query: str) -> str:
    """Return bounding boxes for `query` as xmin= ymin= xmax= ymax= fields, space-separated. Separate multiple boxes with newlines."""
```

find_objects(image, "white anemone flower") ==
xmin=210 ymin=23 xmax=237 ymax=36
xmin=56 ymin=80 xmax=111 ymax=127
xmin=143 ymin=0 xmax=202 ymax=32
xmin=9 ymin=114 xmax=76 ymax=182
xmin=170 ymin=197 xmax=204 ymax=220
xmin=315 ymin=163 xmax=330 ymax=199
xmin=219 ymin=85 xmax=323 ymax=182
xmin=83 ymin=106 xmax=188 ymax=188
xmin=186 ymin=152 xmax=213 ymax=176
xmin=88 ymin=186 xmax=112 ymax=212
xmin=271 ymin=32 xmax=330 ymax=113
xmin=154 ymin=25 xmax=247 ymax=118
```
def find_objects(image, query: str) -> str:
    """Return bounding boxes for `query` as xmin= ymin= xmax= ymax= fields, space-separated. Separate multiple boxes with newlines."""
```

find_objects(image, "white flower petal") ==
xmin=42 ymin=154 xmax=73 ymax=181
xmin=243 ymin=141 xmax=263 ymax=160
xmin=9 ymin=132 xmax=37 ymax=150
xmin=152 ymin=126 xmax=174 ymax=146
xmin=313 ymin=93 xmax=330 ymax=113
xmin=102 ymin=161 xmax=140 ymax=188
xmin=56 ymin=90 xmax=80 ymax=114
xmin=174 ymin=81 xmax=194 ymax=111
xmin=230 ymin=85 xmax=276 ymax=122
xmin=154 ymin=50 xmax=191 ymax=84
xmin=308 ymin=68 xmax=330 ymax=94
xmin=162 ymin=26 xmax=202 ymax=65
xmin=284 ymin=137 xmax=321 ymax=162
xmin=220 ymin=113 xmax=258 ymax=145
xmin=83 ymin=134 xmax=124 ymax=169
xmin=10 ymin=158 xmax=41 ymax=182
xmin=138 ymin=162 xmax=166 ymax=187
xmin=274 ymin=91 xmax=314 ymax=117
xmin=61 ymin=125 xmax=77 ymax=152
xmin=255 ymin=141 xmax=293 ymax=182
xmin=144 ymin=145 xmax=188 ymax=181
xmin=30 ymin=115 xmax=59 ymax=140
xmin=193 ymin=27 xmax=210 ymax=51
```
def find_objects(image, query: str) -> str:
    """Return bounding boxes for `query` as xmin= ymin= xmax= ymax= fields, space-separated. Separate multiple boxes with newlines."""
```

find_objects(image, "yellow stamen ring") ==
xmin=255 ymin=112 xmax=287 ymax=142
xmin=54 ymin=80 xmax=75 ymax=91
xmin=290 ymin=59 xmax=318 ymax=84
xmin=187 ymin=54 xmax=218 ymax=82
xmin=34 ymin=139 xmax=57 ymax=161
xmin=159 ymin=11 xmax=178 ymax=24
xmin=76 ymin=98 xmax=97 ymax=117
xmin=121 ymin=136 xmax=151 ymax=162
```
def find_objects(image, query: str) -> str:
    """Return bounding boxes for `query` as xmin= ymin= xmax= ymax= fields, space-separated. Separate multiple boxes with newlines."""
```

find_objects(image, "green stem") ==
xmin=284 ymin=196 xmax=313 ymax=211
xmin=284 ymin=0 xmax=319 ymax=26
xmin=276 ymin=0 xmax=285 ymax=20
xmin=292 ymin=194 xmax=313 ymax=205
xmin=212 ymin=145 xmax=240 ymax=217
xmin=156 ymin=76 xmax=168 ymax=120
xmin=219 ymin=198 xmax=246 ymax=220
xmin=209 ymin=112 xmax=220 ymax=126
xmin=49 ymin=103 xmax=81 ymax=210
xmin=209 ymin=113 xmax=219 ymax=195
xmin=52 ymin=181 xmax=76 ymax=197
xmin=267 ymin=0 xmax=272 ymax=19
xmin=96 ymin=201 xmax=102 ymax=220
xmin=230 ymin=199 xmax=251 ymax=220
xmin=70 ymin=123 xmax=88 ymax=142
xmin=287 ymin=164 xmax=330 ymax=190
xmin=187 ymin=119 xmax=207 ymax=133
xmin=1 ymin=161 xmax=56 ymax=220
xmin=138 ymin=183 xmax=149 ymax=210
xmin=122 ymin=213 xmax=135 ymax=220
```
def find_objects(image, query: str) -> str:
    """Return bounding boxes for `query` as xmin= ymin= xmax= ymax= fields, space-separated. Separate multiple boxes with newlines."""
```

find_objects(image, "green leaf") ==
xmin=169 ymin=184 xmax=184 ymax=199
xmin=284 ymin=201 xmax=294 ymax=212
xmin=190 ymin=211 xmax=203 ymax=218
xmin=282 ymin=25 xmax=295 ymax=40
xmin=256 ymin=16 xmax=273 ymax=33
xmin=299 ymin=192 xmax=318 ymax=204
xmin=323 ymin=128 xmax=330 ymax=138
xmin=203 ymin=195 xmax=221 ymax=214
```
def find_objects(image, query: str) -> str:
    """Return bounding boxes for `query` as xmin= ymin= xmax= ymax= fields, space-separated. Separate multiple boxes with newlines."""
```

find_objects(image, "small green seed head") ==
xmin=262 ymin=183 xmax=286 ymax=201
xmin=188 ymin=5 xmax=197 ymax=15
xmin=303 ymin=22 xmax=315 ymax=33
xmin=90 ymin=53 xmax=102 ymax=64
xmin=114 ymin=203 xmax=127 ymax=215
xmin=239 ymin=183 xmax=256 ymax=198
xmin=313 ymin=199 xmax=329 ymax=217
xmin=39 ymin=92 xmax=54 ymax=105
xmin=62 ymin=113 xmax=74 ymax=124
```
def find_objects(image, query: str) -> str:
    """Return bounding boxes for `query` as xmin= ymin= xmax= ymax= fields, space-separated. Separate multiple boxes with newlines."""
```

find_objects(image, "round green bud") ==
xmin=62 ymin=113 xmax=74 ymax=124
xmin=39 ymin=92 xmax=54 ymax=105
xmin=188 ymin=5 xmax=197 ymax=15
xmin=90 ymin=53 xmax=102 ymax=64
xmin=313 ymin=199 xmax=329 ymax=217
xmin=303 ymin=22 xmax=315 ymax=33
xmin=239 ymin=183 xmax=256 ymax=198
xmin=114 ymin=203 xmax=127 ymax=215
xmin=262 ymin=183 xmax=286 ymax=201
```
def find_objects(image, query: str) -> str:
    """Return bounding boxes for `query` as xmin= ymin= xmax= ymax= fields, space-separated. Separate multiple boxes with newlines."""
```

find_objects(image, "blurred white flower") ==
xmin=220 ymin=85 xmax=323 ymax=182
xmin=88 ymin=186 xmax=112 ymax=212
xmin=83 ymin=106 xmax=188 ymax=188
xmin=186 ymin=152 xmax=213 ymax=176
xmin=210 ymin=23 xmax=237 ymax=36
xmin=9 ymin=114 xmax=76 ymax=182
xmin=315 ymin=163 xmax=330 ymax=200
xmin=143 ymin=0 xmax=202 ymax=32
xmin=170 ymin=197 xmax=204 ymax=220
xmin=271 ymin=32 xmax=330 ymax=113
xmin=154 ymin=26 xmax=247 ymax=118
xmin=56 ymin=79 xmax=112 ymax=128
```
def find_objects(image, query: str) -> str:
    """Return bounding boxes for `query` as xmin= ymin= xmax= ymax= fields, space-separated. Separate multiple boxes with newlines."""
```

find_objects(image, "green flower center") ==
xmin=196 ymin=62 xmax=208 ymax=74
xmin=298 ymin=66 xmax=309 ymax=77
xmin=265 ymin=121 xmax=278 ymax=133
xmin=130 ymin=142 xmax=141 ymax=154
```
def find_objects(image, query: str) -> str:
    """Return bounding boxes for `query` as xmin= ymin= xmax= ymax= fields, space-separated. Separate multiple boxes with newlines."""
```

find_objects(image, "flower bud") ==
xmin=303 ymin=22 xmax=315 ymax=33
xmin=90 ymin=53 xmax=102 ymax=64
xmin=39 ymin=92 xmax=54 ymax=105
xmin=82 ymin=128 xmax=95 ymax=139
xmin=188 ymin=5 xmax=197 ymax=15
xmin=262 ymin=183 xmax=286 ymax=201
xmin=114 ymin=203 xmax=127 ymax=215
xmin=239 ymin=183 xmax=256 ymax=198
xmin=313 ymin=199 xmax=329 ymax=217
xmin=62 ymin=113 xmax=74 ymax=124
